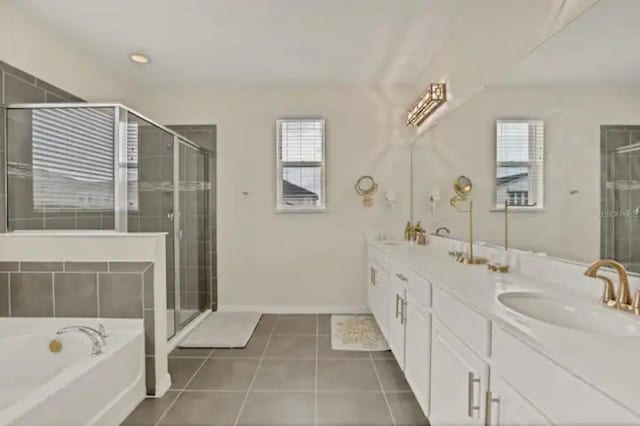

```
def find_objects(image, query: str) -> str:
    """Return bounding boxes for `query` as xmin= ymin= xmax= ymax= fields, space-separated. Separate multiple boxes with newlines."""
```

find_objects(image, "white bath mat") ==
xmin=179 ymin=311 xmax=261 ymax=348
xmin=331 ymin=315 xmax=390 ymax=351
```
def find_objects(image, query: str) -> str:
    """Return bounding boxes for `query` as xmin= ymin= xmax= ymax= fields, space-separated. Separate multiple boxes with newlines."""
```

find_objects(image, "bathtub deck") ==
xmin=122 ymin=314 xmax=428 ymax=425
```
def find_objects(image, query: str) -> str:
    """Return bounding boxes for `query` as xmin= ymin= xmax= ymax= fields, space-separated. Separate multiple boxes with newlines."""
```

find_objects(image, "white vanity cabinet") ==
xmin=367 ymin=250 xmax=389 ymax=339
xmin=430 ymin=317 xmax=489 ymax=425
xmin=387 ymin=269 xmax=407 ymax=369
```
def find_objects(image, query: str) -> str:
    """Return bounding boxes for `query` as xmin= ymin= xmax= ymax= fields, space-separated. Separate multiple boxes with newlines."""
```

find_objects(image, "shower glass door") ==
xmin=175 ymin=141 xmax=208 ymax=331
xmin=126 ymin=114 xmax=177 ymax=337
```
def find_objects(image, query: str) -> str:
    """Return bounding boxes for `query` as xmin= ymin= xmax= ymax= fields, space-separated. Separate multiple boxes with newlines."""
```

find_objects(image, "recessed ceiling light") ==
xmin=130 ymin=53 xmax=150 ymax=64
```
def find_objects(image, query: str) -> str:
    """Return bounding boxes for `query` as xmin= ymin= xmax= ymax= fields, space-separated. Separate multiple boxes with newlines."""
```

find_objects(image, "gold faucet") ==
xmin=583 ymin=259 xmax=639 ymax=313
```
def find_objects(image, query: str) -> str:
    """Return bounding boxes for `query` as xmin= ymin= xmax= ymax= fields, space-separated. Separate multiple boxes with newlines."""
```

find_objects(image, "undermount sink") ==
xmin=498 ymin=292 xmax=640 ymax=336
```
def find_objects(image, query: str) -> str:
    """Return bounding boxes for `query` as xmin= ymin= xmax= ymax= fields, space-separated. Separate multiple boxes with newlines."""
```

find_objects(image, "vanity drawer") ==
xmin=492 ymin=327 xmax=639 ymax=424
xmin=391 ymin=262 xmax=431 ymax=310
xmin=432 ymin=286 xmax=490 ymax=356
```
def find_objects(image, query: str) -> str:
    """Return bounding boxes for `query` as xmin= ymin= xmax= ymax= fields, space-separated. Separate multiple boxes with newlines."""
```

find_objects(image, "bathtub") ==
xmin=0 ymin=318 xmax=145 ymax=426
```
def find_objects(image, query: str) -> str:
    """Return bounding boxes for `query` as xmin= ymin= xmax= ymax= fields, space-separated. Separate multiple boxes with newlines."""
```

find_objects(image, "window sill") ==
xmin=275 ymin=208 xmax=328 ymax=214
xmin=490 ymin=207 xmax=547 ymax=213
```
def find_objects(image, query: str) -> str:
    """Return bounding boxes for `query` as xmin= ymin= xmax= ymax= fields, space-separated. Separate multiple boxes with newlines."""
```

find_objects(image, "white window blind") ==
xmin=32 ymin=108 xmax=114 ymax=211
xmin=276 ymin=118 xmax=326 ymax=210
xmin=495 ymin=119 xmax=544 ymax=209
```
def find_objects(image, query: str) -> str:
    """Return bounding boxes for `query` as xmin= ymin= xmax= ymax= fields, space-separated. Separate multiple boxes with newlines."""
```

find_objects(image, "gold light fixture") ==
xmin=406 ymin=83 xmax=447 ymax=127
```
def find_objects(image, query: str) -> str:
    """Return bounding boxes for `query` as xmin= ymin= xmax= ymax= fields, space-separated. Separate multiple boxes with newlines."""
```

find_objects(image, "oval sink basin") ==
xmin=498 ymin=292 xmax=640 ymax=336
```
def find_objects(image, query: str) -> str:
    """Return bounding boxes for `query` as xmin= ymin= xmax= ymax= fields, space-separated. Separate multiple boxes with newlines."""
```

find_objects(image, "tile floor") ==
xmin=123 ymin=314 xmax=430 ymax=426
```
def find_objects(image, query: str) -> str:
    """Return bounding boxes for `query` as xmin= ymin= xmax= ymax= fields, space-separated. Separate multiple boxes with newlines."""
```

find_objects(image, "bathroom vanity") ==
xmin=367 ymin=237 xmax=640 ymax=425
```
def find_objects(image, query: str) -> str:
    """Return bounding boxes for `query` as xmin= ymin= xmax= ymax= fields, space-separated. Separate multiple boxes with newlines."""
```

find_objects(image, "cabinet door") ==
xmin=367 ymin=261 xmax=388 ymax=339
xmin=487 ymin=378 xmax=551 ymax=426
xmin=387 ymin=273 xmax=406 ymax=370
xmin=404 ymin=295 xmax=430 ymax=416
xmin=430 ymin=318 xmax=489 ymax=425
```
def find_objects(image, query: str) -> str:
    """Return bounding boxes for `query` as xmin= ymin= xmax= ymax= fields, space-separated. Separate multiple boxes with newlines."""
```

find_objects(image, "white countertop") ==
xmin=370 ymin=238 xmax=640 ymax=414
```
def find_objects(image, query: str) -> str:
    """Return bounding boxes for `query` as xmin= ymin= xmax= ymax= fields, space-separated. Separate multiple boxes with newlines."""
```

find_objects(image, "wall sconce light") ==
xmin=406 ymin=83 xmax=447 ymax=127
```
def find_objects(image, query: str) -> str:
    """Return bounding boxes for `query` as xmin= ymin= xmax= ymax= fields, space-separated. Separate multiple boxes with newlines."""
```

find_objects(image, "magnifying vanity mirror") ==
xmin=355 ymin=175 xmax=378 ymax=207
xmin=409 ymin=0 xmax=640 ymax=276
xmin=450 ymin=176 xmax=472 ymax=206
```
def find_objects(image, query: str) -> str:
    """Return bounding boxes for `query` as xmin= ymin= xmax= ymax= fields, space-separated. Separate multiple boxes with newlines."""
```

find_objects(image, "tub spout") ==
xmin=57 ymin=326 xmax=105 ymax=356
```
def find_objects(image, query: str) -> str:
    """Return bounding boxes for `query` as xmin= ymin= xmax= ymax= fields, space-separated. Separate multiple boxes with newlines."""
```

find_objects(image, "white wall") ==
xmin=0 ymin=0 xmax=140 ymax=106
xmin=139 ymin=86 xmax=412 ymax=311
xmin=412 ymin=84 xmax=640 ymax=263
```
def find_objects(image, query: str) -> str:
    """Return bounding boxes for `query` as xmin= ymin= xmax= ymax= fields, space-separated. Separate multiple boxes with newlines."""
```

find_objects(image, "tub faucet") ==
xmin=435 ymin=226 xmax=450 ymax=236
xmin=57 ymin=326 xmax=106 ymax=356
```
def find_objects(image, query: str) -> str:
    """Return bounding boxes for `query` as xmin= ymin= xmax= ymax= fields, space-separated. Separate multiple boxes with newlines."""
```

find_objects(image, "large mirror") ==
xmin=411 ymin=0 xmax=640 ymax=272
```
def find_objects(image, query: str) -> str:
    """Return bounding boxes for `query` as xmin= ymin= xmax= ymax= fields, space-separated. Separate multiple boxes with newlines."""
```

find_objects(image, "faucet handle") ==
xmin=633 ymin=290 xmax=640 ymax=315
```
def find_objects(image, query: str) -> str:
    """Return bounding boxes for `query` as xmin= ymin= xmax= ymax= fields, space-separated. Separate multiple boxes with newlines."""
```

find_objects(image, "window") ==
xmin=276 ymin=118 xmax=326 ymax=211
xmin=495 ymin=119 xmax=544 ymax=209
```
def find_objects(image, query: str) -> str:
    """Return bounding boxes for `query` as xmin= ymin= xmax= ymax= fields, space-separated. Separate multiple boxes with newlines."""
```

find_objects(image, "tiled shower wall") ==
xmin=0 ymin=260 xmax=158 ymax=394
xmin=0 ymin=61 xmax=84 ymax=232
xmin=169 ymin=125 xmax=217 ymax=311
xmin=601 ymin=125 xmax=640 ymax=272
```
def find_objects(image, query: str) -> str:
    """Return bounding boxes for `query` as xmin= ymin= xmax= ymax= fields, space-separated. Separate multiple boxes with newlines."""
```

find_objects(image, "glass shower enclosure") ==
xmin=5 ymin=103 xmax=210 ymax=338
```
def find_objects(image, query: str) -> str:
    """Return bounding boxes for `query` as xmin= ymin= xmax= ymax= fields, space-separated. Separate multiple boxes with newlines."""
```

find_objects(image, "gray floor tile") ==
xmin=169 ymin=347 xmax=213 ymax=358
xmin=264 ymin=335 xmax=316 ymax=358
xmin=237 ymin=392 xmax=315 ymax=425
xmin=252 ymin=359 xmax=315 ymax=391
xmin=374 ymin=359 xmax=411 ymax=391
xmin=370 ymin=350 xmax=395 ymax=359
xmin=317 ymin=336 xmax=369 ymax=358
xmin=386 ymin=392 xmax=430 ymax=426
xmin=318 ymin=359 xmax=381 ymax=391
xmin=168 ymin=358 xmax=204 ymax=390
xmin=159 ymin=391 xmax=245 ymax=425
xmin=317 ymin=392 xmax=393 ymax=425
xmin=318 ymin=314 xmax=332 ymax=335
xmin=273 ymin=314 xmax=317 ymax=335
xmin=254 ymin=313 xmax=278 ymax=334
xmin=211 ymin=331 xmax=270 ymax=358
xmin=187 ymin=358 xmax=259 ymax=390
xmin=122 ymin=391 xmax=179 ymax=425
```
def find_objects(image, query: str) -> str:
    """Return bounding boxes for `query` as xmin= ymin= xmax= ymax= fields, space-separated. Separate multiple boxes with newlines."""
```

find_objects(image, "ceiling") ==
xmin=13 ymin=0 xmax=468 ymax=89
xmin=501 ymin=0 xmax=640 ymax=85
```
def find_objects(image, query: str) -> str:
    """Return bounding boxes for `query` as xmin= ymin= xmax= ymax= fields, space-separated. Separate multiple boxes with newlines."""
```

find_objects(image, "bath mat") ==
xmin=331 ymin=315 xmax=390 ymax=351
xmin=179 ymin=311 xmax=261 ymax=348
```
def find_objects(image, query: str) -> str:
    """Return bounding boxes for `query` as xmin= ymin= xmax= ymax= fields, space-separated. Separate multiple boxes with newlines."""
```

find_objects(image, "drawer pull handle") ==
xmin=395 ymin=273 xmax=408 ymax=282
xmin=485 ymin=390 xmax=500 ymax=426
xmin=467 ymin=372 xmax=481 ymax=418
xmin=370 ymin=267 xmax=377 ymax=285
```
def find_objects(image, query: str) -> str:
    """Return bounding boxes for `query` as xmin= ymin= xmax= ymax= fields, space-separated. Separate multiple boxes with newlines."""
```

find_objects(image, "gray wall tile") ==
xmin=4 ymin=74 xmax=45 ymax=104
xmin=64 ymin=262 xmax=108 ymax=272
xmin=99 ymin=273 xmax=143 ymax=318
xmin=10 ymin=272 xmax=53 ymax=316
xmin=145 ymin=355 xmax=156 ymax=395
xmin=109 ymin=261 xmax=152 ymax=272
xmin=21 ymin=261 xmax=64 ymax=272
xmin=144 ymin=267 xmax=154 ymax=309
xmin=144 ymin=309 xmax=155 ymax=355
xmin=0 ymin=262 xmax=19 ymax=271
xmin=0 ymin=273 xmax=8 ymax=316
xmin=54 ymin=273 xmax=98 ymax=317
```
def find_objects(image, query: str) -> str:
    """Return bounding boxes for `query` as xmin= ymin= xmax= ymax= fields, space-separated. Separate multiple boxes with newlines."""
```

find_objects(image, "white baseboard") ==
xmin=217 ymin=304 xmax=370 ymax=314
xmin=153 ymin=373 xmax=172 ymax=399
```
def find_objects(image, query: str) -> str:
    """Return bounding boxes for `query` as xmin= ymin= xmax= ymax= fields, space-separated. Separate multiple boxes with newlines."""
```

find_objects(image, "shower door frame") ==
xmin=4 ymin=102 xmax=211 ymax=337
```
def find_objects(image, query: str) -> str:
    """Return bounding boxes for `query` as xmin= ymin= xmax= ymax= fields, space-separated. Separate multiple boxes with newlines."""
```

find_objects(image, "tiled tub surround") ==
xmin=0 ymin=317 xmax=145 ymax=425
xmin=0 ymin=232 xmax=171 ymax=398
xmin=0 ymin=260 xmax=159 ymax=394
